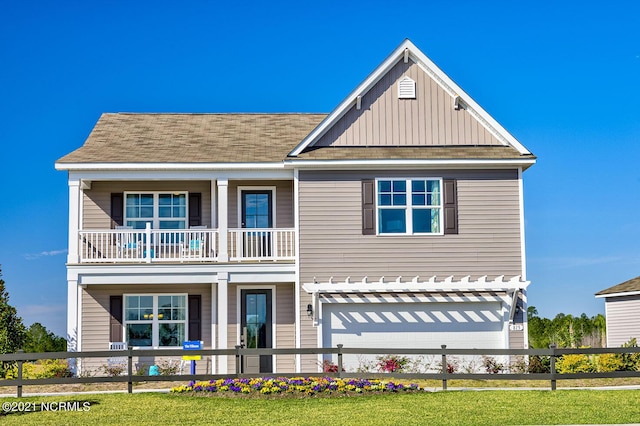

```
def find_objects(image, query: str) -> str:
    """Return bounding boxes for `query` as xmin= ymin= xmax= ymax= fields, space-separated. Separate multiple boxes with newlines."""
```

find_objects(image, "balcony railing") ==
xmin=77 ymin=227 xmax=295 ymax=263
xmin=228 ymin=228 xmax=296 ymax=261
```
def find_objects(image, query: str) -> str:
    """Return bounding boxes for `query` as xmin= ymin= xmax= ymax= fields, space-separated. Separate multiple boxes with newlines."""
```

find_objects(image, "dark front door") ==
xmin=241 ymin=289 xmax=272 ymax=373
xmin=241 ymin=190 xmax=273 ymax=257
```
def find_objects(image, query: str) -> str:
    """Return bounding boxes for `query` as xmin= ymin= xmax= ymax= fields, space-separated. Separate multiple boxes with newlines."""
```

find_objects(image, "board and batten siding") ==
xmin=298 ymin=169 xmax=523 ymax=284
xmin=82 ymin=181 xmax=212 ymax=229
xmin=315 ymin=60 xmax=502 ymax=148
xmin=605 ymin=295 xmax=640 ymax=347
xmin=80 ymin=284 xmax=212 ymax=373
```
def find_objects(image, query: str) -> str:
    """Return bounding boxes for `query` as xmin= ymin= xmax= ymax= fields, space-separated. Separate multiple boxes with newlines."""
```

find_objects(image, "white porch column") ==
xmin=217 ymin=272 xmax=228 ymax=374
xmin=67 ymin=179 xmax=81 ymax=264
xmin=67 ymin=279 xmax=79 ymax=373
xmin=217 ymin=179 xmax=229 ymax=262
xmin=210 ymin=282 xmax=217 ymax=374
xmin=293 ymin=169 xmax=302 ymax=372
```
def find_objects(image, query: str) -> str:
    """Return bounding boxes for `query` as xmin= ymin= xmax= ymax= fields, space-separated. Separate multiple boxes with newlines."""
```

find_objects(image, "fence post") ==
xmin=127 ymin=347 xmax=133 ymax=394
xmin=337 ymin=344 xmax=343 ymax=378
xmin=16 ymin=349 xmax=24 ymax=398
xmin=549 ymin=344 xmax=557 ymax=391
xmin=235 ymin=345 xmax=242 ymax=375
xmin=441 ymin=345 xmax=447 ymax=391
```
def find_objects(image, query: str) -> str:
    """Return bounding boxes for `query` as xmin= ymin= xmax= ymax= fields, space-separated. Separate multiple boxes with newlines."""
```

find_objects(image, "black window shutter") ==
xmin=189 ymin=193 xmax=202 ymax=227
xmin=188 ymin=295 xmax=202 ymax=341
xmin=362 ymin=180 xmax=375 ymax=235
xmin=443 ymin=179 xmax=458 ymax=235
xmin=111 ymin=193 xmax=124 ymax=227
xmin=109 ymin=295 xmax=123 ymax=342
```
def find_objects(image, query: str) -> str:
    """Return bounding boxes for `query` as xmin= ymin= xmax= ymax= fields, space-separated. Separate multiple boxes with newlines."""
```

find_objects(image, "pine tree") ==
xmin=0 ymin=267 xmax=27 ymax=375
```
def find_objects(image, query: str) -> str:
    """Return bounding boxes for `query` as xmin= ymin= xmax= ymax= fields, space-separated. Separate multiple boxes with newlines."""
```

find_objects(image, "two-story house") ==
xmin=56 ymin=39 xmax=535 ymax=374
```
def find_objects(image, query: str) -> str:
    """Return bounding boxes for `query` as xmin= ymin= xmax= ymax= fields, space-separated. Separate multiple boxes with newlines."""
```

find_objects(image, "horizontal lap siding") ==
xmin=606 ymin=296 xmax=640 ymax=347
xmin=298 ymin=170 xmax=522 ymax=285
xmin=83 ymin=181 xmax=212 ymax=229
xmin=227 ymin=180 xmax=294 ymax=228
xmin=81 ymin=284 xmax=212 ymax=373
xmin=226 ymin=284 xmax=297 ymax=373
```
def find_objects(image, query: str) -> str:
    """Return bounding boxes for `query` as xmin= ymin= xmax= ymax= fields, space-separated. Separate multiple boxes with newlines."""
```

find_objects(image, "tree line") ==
xmin=527 ymin=306 xmax=606 ymax=348
xmin=0 ymin=267 xmax=66 ymax=361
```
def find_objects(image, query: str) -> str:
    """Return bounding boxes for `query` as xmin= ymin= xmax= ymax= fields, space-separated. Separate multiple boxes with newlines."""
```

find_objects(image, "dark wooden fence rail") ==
xmin=2 ymin=345 xmax=640 ymax=397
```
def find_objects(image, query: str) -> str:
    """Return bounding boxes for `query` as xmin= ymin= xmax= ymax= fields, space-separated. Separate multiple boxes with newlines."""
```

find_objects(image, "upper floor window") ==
xmin=125 ymin=192 xmax=187 ymax=229
xmin=377 ymin=178 xmax=442 ymax=234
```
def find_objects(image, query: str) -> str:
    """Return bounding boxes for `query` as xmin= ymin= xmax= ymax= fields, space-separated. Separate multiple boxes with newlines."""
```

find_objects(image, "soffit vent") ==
xmin=398 ymin=76 xmax=416 ymax=99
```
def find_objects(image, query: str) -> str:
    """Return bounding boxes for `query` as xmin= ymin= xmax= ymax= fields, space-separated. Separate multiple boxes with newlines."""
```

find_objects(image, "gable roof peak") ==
xmin=289 ymin=39 xmax=532 ymax=157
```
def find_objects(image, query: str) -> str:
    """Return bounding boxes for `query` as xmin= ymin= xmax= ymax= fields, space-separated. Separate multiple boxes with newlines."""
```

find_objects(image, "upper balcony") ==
xmin=77 ymin=225 xmax=295 ymax=263
xmin=67 ymin=178 xmax=297 ymax=265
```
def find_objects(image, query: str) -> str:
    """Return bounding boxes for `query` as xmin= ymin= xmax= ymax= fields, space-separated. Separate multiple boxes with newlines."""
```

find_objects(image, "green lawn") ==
xmin=1 ymin=390 xmax=640 ymax=425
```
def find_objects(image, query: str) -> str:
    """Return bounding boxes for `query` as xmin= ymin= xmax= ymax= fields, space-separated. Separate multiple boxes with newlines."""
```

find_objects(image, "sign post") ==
xmin=183 ymin=340 xmax=203 ymax=375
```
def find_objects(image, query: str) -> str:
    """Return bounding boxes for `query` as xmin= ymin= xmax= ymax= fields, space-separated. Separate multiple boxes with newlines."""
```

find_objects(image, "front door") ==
xmin=241 ymin=190 xmax=273 ymax=257
xmin=241 ymin=289 xmax=273 ymax=373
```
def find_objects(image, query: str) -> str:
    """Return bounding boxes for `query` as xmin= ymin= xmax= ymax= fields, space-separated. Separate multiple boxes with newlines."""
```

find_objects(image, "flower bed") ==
xmin=171 ymin=377 xmax=421 ymax=396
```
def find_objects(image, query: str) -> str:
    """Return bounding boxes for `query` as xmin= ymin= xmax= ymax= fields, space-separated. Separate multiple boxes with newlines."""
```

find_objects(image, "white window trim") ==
xmin=123 ymin=293 xmax=188 ymax=349
xmin=123 ymin=191 xmax=188 ymax=229
xmin=236 ymin=186 xmax=277 ymax=228
xmin=375 ymin=177 xmax=444 ymax=236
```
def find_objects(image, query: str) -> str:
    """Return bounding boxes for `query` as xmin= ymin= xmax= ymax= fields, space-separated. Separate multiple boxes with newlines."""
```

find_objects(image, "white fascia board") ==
xmin=289 ymin=39 xmax=531 ymax=157
xmin=287 ymin=158 xmax=536 ymax=170
xmin=55 ymin=162 xmax=288 ymax=172
xmin=67 ymin=169 xmax=293 ymax=182
xmin=595 ymin=291 xmax=640 ymax=299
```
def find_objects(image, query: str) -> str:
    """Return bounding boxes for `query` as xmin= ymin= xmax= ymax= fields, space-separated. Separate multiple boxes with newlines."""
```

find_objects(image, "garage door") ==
xmin=322 ymin=302 xmax=505 ymax=370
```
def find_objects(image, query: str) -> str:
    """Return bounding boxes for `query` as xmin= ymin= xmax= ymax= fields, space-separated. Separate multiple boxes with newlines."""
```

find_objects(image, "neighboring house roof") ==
xmin=595 ymin=276 xmax=640 ymax=297
xmin=56 ymin=113 xmax=327 ymax=164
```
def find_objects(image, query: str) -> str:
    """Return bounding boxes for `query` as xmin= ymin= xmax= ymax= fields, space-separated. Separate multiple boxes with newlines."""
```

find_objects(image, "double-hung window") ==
xmin=377 ymin=178 xmax=442 ymax=234
xmin=125 ymin=193 xmax=187 ymax=230
xmin=124 ymin=294 xmax=186 ymax=347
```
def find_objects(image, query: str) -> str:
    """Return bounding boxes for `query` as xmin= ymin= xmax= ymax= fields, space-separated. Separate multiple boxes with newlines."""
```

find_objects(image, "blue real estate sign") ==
xmin=182 ymin=340 xmax=202 ymax=361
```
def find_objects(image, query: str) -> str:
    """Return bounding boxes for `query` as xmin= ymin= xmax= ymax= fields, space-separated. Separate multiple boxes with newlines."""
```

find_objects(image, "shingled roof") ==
xmin=56 ymin=113 xmax=327 ymax=164
xmin=57 ymin=113 xmax=535 ymax=165
xmin=596 ymin=276 xmax=640 ymax=296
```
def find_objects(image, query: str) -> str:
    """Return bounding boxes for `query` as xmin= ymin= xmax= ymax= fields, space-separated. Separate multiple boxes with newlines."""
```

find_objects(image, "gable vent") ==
xmin=398 ymin=76 xmax=416 ymax=99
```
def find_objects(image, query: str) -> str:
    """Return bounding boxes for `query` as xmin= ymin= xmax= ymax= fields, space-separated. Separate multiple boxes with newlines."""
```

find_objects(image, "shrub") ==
xmin=482 ymin=356 xmax=504 ymax=374
xmin=321 ymin=360 xmax=339 ymax=373
xmin=4 ymin=359 xmax=73 ymax=379
xmin=528 ymin=355 xmax=550 ymax=373
xmin=376 ymin=355 xmax=409 ymax=373
xmin=556 ymin=354 xmax=594 ymax=373
xmin=38 ymin=359 xmax=74 ymax=378
xmin=156 ymin=359 xmax=179 ymax=376
xmin=595 ymin=353 xmax=624 ymax=372
xmin=101 ymin=363 xmax=126 ymax=377
xmin=618 ymin=338 xmax=640 ymax=371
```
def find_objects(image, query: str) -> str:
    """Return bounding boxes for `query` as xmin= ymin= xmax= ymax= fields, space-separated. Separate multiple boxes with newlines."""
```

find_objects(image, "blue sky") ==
xmin=1 ymin=1 xmax=638 ymax=338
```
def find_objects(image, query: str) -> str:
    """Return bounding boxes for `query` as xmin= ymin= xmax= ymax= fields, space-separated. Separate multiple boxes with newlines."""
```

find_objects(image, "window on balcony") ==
xmin=125 ymin=192 xmax=187 ymax=229
xmin=124 ymin=294 xmax=186 ymax=347
xmin=377 ymin=178 xmax=442 ymax=234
